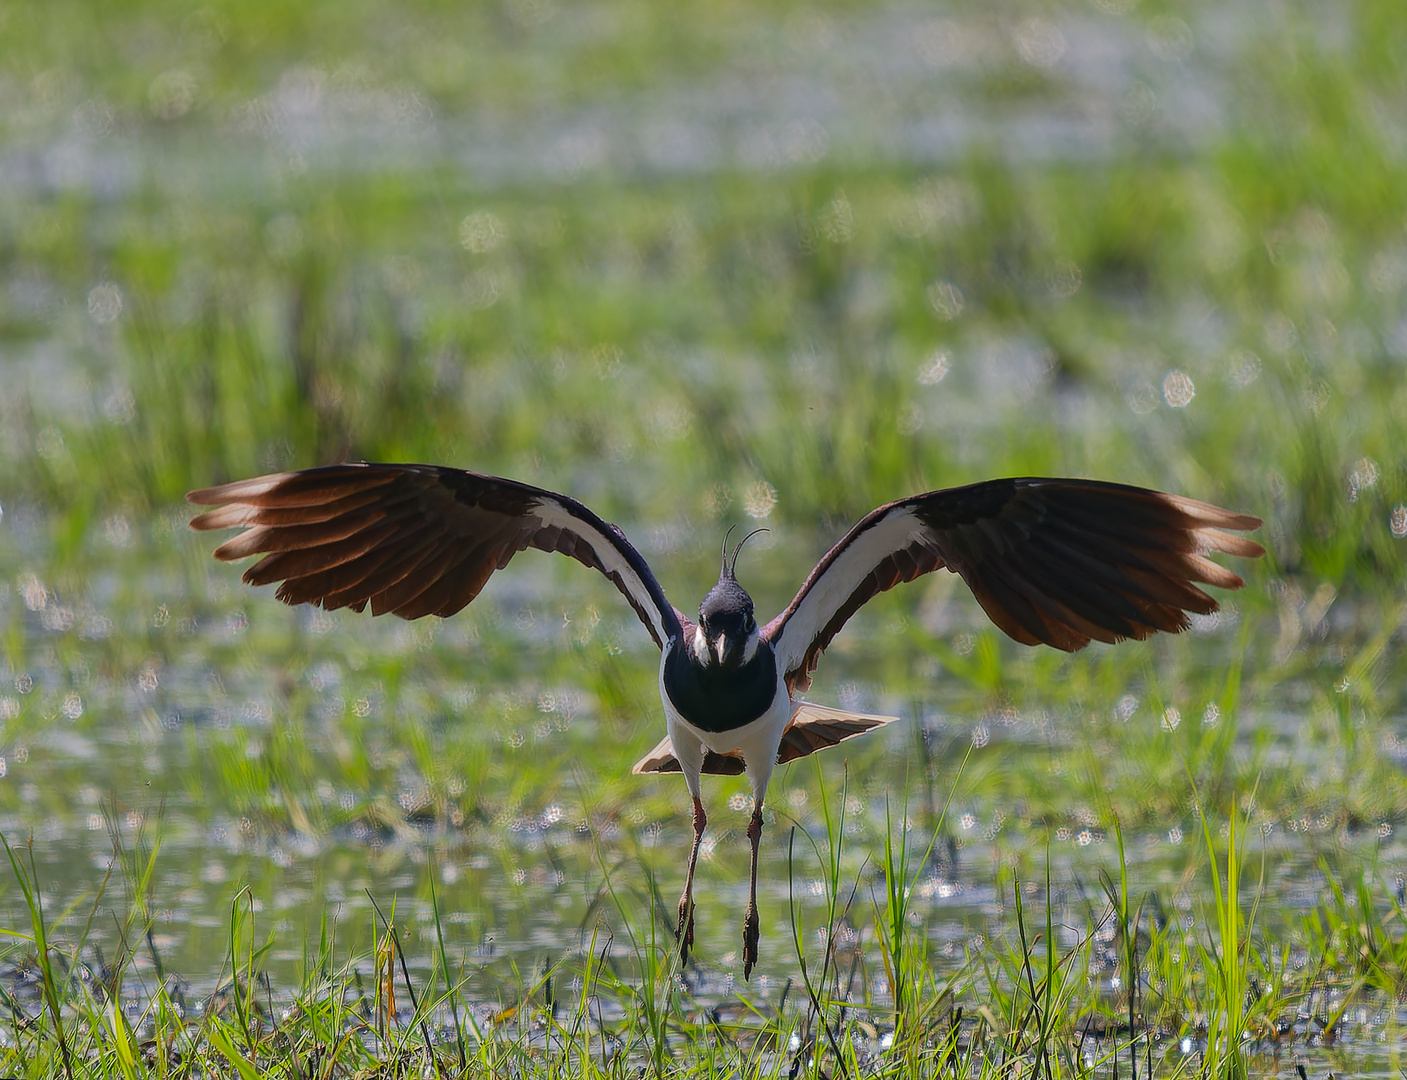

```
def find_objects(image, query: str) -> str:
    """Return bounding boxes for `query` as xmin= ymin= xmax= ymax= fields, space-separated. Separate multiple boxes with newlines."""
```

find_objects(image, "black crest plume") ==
xmin=723 ymin=527 xmax=769 ymax=578
xmin=719 ymin=524 xmax=738 ymax=579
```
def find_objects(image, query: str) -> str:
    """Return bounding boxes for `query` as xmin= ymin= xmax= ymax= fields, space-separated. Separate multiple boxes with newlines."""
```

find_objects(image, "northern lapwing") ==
xmin=188 ymin=464 xmax=1264 ymax=976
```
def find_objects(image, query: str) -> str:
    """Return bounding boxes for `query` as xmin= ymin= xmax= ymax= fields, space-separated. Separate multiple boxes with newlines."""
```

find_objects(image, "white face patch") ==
xmin=741 ymin=626 xmax=760 ymax=663
xmin=693 ymin=625 xmax=711 ymax=664
xmin=698 ymin=626 xmax=759 ymax=666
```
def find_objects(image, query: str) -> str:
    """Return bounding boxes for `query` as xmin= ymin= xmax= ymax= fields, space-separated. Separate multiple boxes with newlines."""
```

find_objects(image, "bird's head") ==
xmin=694 ymin=527 xmax=767 ymax=669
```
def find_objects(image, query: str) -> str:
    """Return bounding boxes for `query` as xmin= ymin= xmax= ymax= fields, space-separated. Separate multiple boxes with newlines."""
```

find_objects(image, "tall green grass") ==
xmin=3 ymin=0 xmax=1407 ymax=1075
xmin=6 ymin=771 xmax=1407 ymax=1078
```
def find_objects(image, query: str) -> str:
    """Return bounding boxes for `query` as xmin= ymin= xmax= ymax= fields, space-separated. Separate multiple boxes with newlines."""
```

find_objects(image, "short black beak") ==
xmin=712 ymin=633 xmax=738 ymax=667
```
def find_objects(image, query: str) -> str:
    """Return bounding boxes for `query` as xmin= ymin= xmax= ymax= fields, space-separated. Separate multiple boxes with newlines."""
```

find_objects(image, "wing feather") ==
xmin=264 ymin=531 xmax=419 ymax=607
xmin=188 ymin=469 xmax=396 ymax=509
xmin=370 ymin=541 xmax=465 ymax=618
xmin=291 ymin=528 xmax=444 ymax=609
xmin=765 ymin=478 xmax=1264 ymax=691
xmin=429 ymin=549 xmax=504 ymax=618
xmin=992 ymin=539 xmax=1193 ymax=634
xmin=242 ymin=519 xmax=408 ymax=586
xmin=189 ymin=463 xmax=681 ymax=648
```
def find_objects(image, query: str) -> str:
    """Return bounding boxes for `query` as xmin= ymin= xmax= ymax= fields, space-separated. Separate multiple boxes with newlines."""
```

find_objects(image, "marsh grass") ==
xmin=3 ymin=0 xmax=1407 ymax=1074
xmin=5 ymin=767 xmax=1407 ymax=1079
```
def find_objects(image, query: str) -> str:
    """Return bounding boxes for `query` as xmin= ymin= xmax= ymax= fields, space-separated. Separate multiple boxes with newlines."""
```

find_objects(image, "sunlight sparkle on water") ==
xmin=918 ymin=351 xmax=950 ymax=385
xmin=1348 ymin=457 xmax=1379 ymax=502
xmin=87 ymin=282 xmax=123 ymax=324
xmin=743 ymin=481 xmax=777 ymax=518
xmin=459 ymin=211 xmax=507 ymax=253
xmin=1013 ymin=18 xmax=1066 ymax=69
xmin=1048 ymin=261 xmax=1082 ymax=299
xmin=1162 ymin=370 xmax=1195 ymax=408
xmin=1226 ymin=348 xmax=1262 ymax=387
xmin=926 ymin=280 xmax=964 ymax=321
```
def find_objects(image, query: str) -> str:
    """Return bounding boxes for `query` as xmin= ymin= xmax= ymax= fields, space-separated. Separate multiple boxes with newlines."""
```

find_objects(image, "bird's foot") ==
xmin=742 ymin=904 xmax=760 ymax=980
xmin=676 ymin=895 xmax=695 ymax=960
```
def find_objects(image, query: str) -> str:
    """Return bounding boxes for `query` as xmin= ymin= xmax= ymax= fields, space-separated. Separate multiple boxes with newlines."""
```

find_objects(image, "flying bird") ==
xmin=188 ymin=464 xmax=1264 ymax=977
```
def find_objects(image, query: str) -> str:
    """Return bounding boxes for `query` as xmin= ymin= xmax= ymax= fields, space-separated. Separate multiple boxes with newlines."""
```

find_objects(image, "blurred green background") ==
xmin=0 ymin=0 xmax=1405 ymax=1017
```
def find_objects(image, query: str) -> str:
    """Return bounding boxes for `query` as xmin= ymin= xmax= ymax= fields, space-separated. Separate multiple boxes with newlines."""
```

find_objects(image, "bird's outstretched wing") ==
xmin=188 ymin=463 xmax=682 ymax=648
xmin=762 ymin=478 xmax=1265 ymax=692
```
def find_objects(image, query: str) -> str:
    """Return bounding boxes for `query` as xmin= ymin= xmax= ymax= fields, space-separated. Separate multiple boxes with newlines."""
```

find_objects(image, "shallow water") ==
xmin=2 ymin=0 xmax=1407 ymax=1071
xmin=0 ymin=523 xmax=1401 ymax=1007
xmin=0 ymin=504 xmax=1402 ymax=1072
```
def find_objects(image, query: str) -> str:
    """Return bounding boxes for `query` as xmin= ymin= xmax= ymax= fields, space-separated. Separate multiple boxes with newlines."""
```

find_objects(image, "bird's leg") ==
xmin=676 ymin=795 xmax=706 ymax=960
xmin=743 ymin=801 xmax=764 ymax=979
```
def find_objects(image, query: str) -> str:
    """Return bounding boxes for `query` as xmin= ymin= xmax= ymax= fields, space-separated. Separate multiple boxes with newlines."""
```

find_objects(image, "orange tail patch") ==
xmin=631 ymin=702 xmax=898 ymax=776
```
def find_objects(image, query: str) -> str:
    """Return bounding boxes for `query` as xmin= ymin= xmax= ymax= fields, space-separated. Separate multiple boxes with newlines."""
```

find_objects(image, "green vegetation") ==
xmin=1 ymin=0 xmax=1406 ymax=1074
xmin=6 ymin=778 xmax=1407 ymax=1077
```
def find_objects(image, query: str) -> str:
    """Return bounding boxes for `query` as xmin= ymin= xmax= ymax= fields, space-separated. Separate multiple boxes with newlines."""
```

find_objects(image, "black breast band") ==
xmin=663 ymin=642 xmax=777 ymax=733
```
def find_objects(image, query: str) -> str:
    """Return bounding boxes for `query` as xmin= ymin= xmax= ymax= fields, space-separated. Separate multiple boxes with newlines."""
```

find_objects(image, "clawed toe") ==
xmin=742 ymin=905 xmax=760 ymax=979
xmin=676 ymin=897 xmax=695 ymax=960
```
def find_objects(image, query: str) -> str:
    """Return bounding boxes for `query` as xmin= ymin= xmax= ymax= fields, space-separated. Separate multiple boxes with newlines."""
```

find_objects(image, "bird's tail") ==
xmin=631 ymin=702 xmax=897 ymax=776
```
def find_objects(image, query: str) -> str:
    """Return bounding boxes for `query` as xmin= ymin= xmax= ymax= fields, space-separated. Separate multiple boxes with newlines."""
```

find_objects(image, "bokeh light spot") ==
xmin=1162 ymin=370 xmax=1195 ymax=407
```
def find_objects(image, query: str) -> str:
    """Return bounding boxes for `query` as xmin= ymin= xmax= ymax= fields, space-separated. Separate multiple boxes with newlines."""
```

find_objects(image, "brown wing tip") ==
xmin=1155 ymin=492 xmax=1263 ymax=533
xmin=189 ymin=506 xmax=249 ymax=532
xmin=187 ymin=473 xmax=300 ymax=508
xmin=1198 ymin=528 xmax=1266 ymax=560
xmin=189 ymin=473 xmax=301 ymax=533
